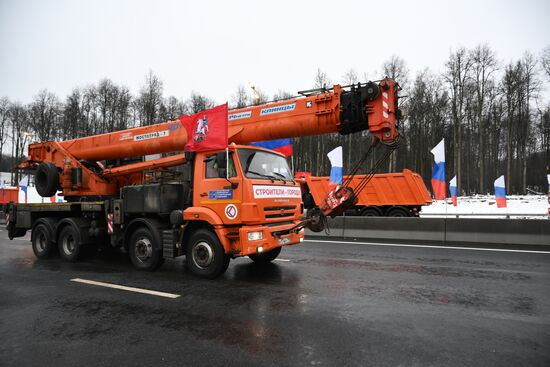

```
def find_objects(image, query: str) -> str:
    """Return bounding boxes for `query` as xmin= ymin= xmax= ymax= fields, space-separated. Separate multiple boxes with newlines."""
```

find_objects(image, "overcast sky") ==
xmin=1 ymin=0 xmax=549 ymax=104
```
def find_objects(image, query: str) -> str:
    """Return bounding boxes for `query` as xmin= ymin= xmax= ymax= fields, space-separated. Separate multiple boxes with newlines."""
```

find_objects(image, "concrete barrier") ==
xmin=344 ymin=217 xmax=445 ymax=242
xmin=445 ymin=218 xmax=550 ymax=246
xmin=306 ymin=217 xmax=550 ymax=247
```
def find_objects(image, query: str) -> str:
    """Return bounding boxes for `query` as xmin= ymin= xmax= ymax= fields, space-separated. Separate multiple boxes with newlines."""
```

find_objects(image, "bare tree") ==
xmin=63 ymin=88 xmax=84 ymax=139
xmin=250 ymin=86 xmax=268 ymax=106
xmin=382 ymin=55 xmax=410 ymax=171
xmin=160 ymin=96 xmax=187 ymax=120
xmin=29 ymin=90 xmax=62 ymax=142
xmin=273 ymin=90 xmax=293 ymax=101
xmin=382 ymin=55 xmax=409 ymax=89
xmin=187 ymin=92 xmax=215 ymax=113
xmin=471 ymin=44 xmax=498 ymax=193
xmin=8 ymin=103 xmax=31 ymax=183
xmin=231 ymin=85 xmax=249 ymax=108
xmin=540 ymin=45 xmax=550 ymax=80
xmin=0 ymin=97 xmax=10 ymax=169
xmin=444 ymin=47 xmax=472 ymax=193
xmin=342 ymin=69 xmax=359 ymax=85
xmin=138 ymin=70 xmax=163 ymax=125
xmin=314 ymin=68 xmax=332 ymax=89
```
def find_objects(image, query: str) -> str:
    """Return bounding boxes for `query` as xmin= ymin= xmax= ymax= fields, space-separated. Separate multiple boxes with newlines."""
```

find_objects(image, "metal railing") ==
xmin=420 ymin=213 xmax=548 ymax=219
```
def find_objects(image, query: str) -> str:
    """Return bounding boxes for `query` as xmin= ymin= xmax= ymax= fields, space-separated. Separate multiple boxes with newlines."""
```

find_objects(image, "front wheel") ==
xmin=128 ymin=227 xmax=164 ymax=271
xmin=186 ymin=228 xmax=229 ymax=279
xmin=248 ymin=246 xmax=281 ymax=264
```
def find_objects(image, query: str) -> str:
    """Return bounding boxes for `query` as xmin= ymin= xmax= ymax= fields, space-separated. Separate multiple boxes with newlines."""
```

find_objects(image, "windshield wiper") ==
xmin=272 ymin=172 xmax=293 ymax=184
xmin=246 ymin=170 xmax=276 ymax=182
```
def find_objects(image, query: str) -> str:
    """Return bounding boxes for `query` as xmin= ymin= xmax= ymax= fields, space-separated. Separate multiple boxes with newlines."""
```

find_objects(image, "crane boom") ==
xmin=20 ymin=78 xmax=400 ymax=198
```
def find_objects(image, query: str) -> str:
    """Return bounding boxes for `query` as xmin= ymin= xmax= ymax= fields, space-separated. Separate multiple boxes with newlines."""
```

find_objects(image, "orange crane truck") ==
xmin=5 ymin=79 xmax=400 ymax=278
xmin=297 ymin=170 xmax=432 ymax=217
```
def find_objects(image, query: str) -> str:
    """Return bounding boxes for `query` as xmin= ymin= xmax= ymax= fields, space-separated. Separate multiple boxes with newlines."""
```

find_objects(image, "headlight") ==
xmin=248 ymin=231 xmax=263 ymax=241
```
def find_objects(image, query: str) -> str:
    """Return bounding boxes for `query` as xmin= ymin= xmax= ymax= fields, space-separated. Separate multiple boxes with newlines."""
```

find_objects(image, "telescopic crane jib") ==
xmin=20 ymin=78 xmax=400 ymax=201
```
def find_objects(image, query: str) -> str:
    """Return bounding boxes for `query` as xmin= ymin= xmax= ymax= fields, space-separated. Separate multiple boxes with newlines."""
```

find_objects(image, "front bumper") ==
xmin=230 ymin=221 xmax=304 ymax=257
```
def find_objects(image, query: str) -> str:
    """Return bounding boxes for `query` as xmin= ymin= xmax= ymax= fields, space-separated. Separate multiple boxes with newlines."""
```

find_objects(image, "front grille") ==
xmin=264 ymin=205 xmax=297 ymax=220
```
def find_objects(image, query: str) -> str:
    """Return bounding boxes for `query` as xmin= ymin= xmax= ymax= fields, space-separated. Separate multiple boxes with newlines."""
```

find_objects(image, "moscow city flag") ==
xmin=430 ymin=139 xmax=446 ymax=200
xmin=181 ymin=104 xmax=228 ymax=152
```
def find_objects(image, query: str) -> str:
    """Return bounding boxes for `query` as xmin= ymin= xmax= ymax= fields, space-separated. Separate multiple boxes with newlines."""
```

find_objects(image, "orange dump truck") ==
xmin=297 ymin=169 xmax=432 ymax=217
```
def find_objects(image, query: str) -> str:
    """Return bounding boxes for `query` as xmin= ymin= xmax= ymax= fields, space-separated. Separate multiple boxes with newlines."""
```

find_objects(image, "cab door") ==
xmin=194 ymin=151 xmax=242 ymax=224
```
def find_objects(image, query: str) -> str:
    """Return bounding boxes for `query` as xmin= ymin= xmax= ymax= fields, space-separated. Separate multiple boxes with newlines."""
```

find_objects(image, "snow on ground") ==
xmin=421 ymin=195 xmax=549 ymax=219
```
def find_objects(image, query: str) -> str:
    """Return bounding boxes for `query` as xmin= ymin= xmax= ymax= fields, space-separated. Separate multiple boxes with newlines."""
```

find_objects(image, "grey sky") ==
xmin=1 ymin=0 xmax=549 ymax=104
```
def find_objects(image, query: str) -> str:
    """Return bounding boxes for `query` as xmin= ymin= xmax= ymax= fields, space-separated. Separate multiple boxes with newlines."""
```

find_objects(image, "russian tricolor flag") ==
xmin=494 ymin=175 xmax=507 ymax=208
xmin=430 ymin=139 xmax=446 ymax=200
xmin=19 ymin=176 xmax=28 ymax=204
xmin=252 ymin=138 xmax=293 ymax=157
xmin=327 ymin=146 xmax=343 ymax=189
xmin=449 ymin=176 xmax=457 ymax=206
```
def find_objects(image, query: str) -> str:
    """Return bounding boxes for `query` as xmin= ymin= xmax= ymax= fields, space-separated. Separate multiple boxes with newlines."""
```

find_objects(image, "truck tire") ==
xmin=387 ymin=206 xmax=411 ymax=217
xmin=35 ymin=162 xmax=59 ymax=197
xmin=31 ymin=223 xmax=56 ymax=259
xmin=361 ymin=207 xmax=382 ymax=217
xmin=186 ymin=228 xmax=229 ymax=279
xmin=249 ymin=246 xmax=281 ymax=264
xmin=128 ymin=227 xmax=164 ymax=271
xmin=58 ymin=225 xmax=82 ymax=262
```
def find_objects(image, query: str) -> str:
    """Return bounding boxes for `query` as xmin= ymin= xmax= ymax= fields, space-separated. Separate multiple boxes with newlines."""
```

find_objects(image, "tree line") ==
xmin=1 ymin=44 xmax=549 ymax=194
xmin=295 ymin=45 xmax=550 ymax=195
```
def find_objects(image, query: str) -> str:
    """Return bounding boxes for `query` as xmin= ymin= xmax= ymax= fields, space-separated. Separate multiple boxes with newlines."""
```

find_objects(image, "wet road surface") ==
xmin=1 ymin=230 xmax=549 ymax=366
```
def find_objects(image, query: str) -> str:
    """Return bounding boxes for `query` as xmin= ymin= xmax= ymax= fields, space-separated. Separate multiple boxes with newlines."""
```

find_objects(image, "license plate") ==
xmin=278 ymin=237 xmax=291 ymax=245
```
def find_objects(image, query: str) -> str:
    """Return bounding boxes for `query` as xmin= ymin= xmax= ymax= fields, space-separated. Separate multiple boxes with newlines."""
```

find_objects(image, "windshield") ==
xmin=237 ymin=148 xmax=293 ymax=181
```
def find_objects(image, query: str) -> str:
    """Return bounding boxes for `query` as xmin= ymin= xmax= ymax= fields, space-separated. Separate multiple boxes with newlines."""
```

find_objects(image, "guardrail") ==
xmin=306 ymin=217 xmax=550 ymax=246
xmin=420 ymin=213 xmax=548 ymax=218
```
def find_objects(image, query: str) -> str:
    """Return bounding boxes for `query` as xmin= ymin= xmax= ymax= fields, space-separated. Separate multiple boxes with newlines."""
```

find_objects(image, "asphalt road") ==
xmin=1 ymin=230 xmax=549 ymax=367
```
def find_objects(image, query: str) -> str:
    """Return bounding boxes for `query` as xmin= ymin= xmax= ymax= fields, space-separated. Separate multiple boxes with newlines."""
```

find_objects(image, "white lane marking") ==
xmin=274 ymin=258 xmax=291 ymax=262
xmin=304 ymin=240 xmax=550 ymax=254
xmin=70 ymin=278 xmax=180 ymax=299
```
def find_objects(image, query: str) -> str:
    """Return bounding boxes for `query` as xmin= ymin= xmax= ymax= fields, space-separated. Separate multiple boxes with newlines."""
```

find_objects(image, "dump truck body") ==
xmin=298 ymin=169 xmax=432 ymax=217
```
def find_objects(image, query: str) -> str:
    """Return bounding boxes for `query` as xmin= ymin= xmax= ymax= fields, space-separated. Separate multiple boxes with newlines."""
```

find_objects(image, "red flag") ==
xmin=181 ymin=104 xmax=228 ymax=152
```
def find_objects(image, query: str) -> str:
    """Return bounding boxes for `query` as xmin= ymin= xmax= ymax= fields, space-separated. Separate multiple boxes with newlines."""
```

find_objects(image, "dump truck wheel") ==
xmin=35 ymin=162 xmax=59 ymax=197
xmin=306 ymin=207 xmax=325 ymax=232
xmin=31 ymin=223 xmax=55 ymax=259
xmin=361 ymin=207 xmax=382 ymax=217
xmin=387 ymin=206 xmax=411 ymax=217
xmin=249 ymin=246 xmax=281 ymax=264
xmin=58 ymin=225 xmax=82 ymax=262
xmin=186 ymin=228 xmax=229 ymax=279
xmin=128 ymin=227 xmax=163 ymax=271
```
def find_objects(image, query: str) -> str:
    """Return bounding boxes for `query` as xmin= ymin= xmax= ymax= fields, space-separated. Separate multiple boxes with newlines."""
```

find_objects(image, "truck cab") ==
xmin=186 ymin=144 xmax=304 ymax=262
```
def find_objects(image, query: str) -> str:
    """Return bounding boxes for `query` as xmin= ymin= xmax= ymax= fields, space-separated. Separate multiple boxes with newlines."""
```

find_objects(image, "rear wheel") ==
xmin=128 ymin=227 xmax=164 ymax=271
xmin=186 ymin=228 xmax=229 ymax=279
xmin=31 ymin=224 xmax=55 ymax=259
xmin=361 ymin=207 xmax=382 ymax=217
xmin=249 ymin=246 xmax=281 ymax=264
xmin=387 ymin=206 xmax=411 ymax=217
xmin=58 ymin=225 xmax=82 ymax=262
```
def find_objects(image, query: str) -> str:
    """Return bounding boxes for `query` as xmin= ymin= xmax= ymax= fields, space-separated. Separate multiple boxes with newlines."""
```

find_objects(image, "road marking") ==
xmin=304 ymin=240 xmax=550 ymax=254
xmin=70 ymin=278 xmax=180 ymax=299
xmin=274 ymin=258 xmax=291 ymax=262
